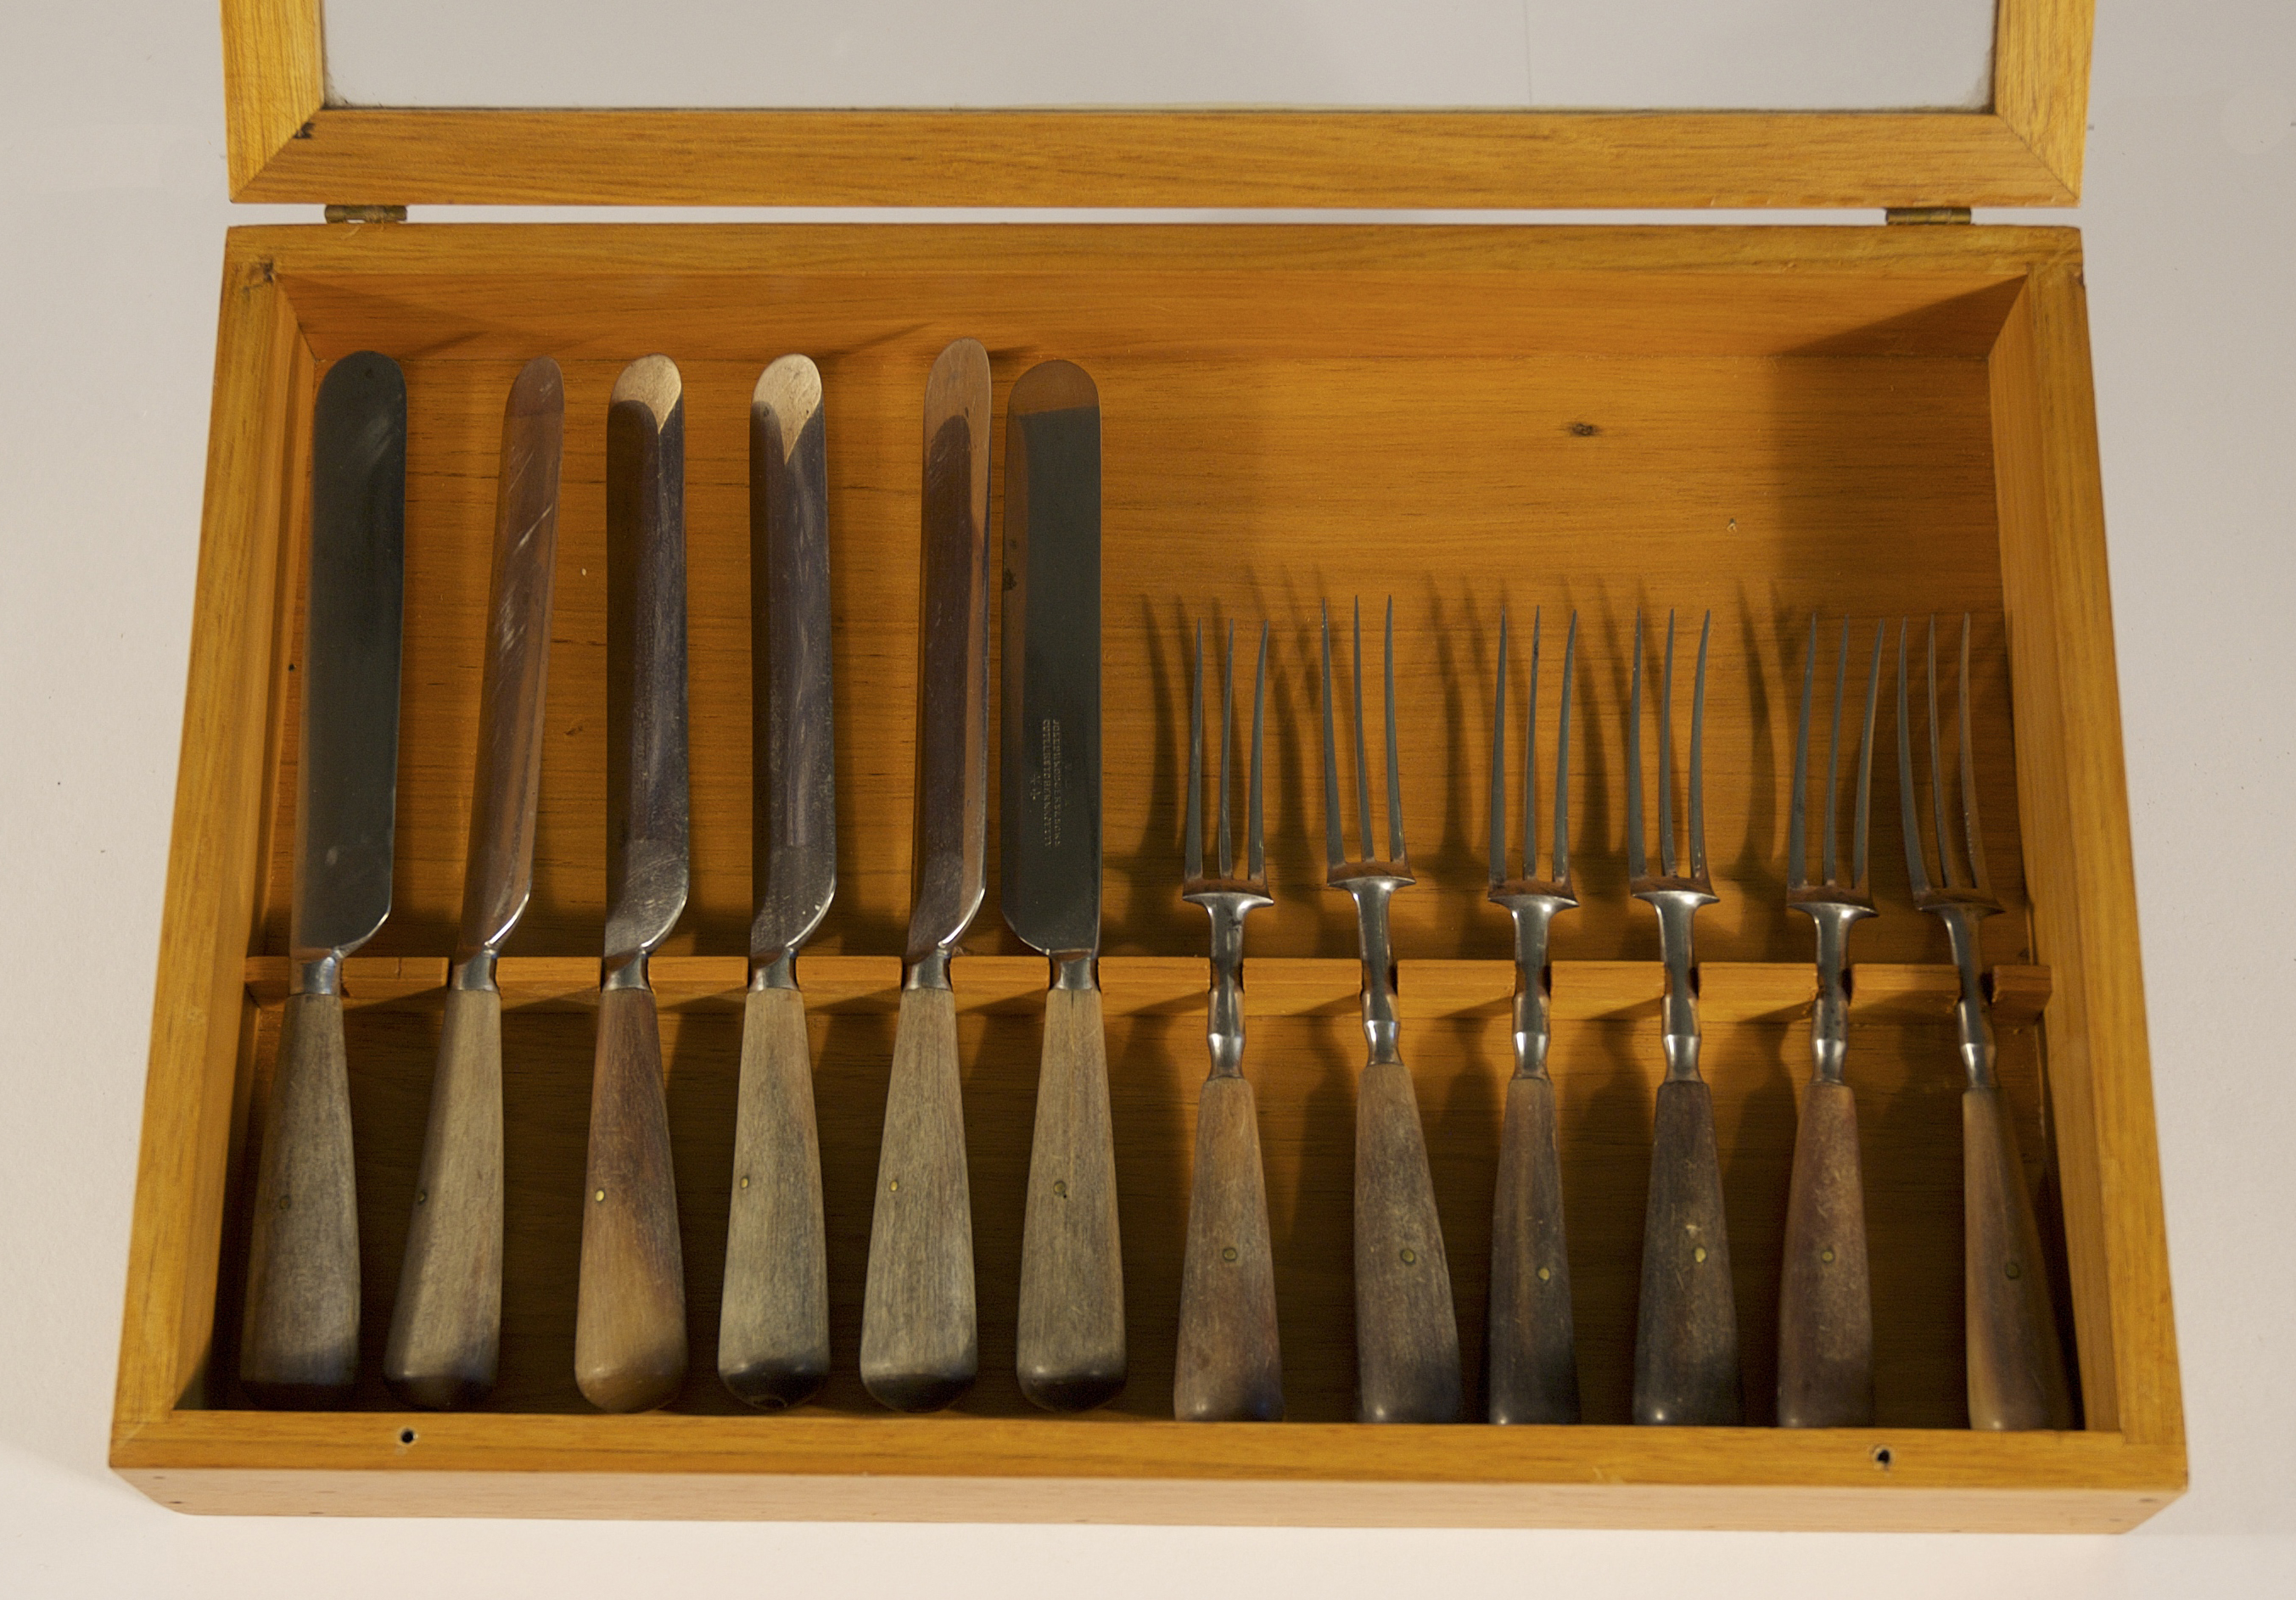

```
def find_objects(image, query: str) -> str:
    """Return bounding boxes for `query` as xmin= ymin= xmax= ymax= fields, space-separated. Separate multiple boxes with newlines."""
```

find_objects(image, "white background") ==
xmin=2 ymin=1 xmax=2292 ymax=1595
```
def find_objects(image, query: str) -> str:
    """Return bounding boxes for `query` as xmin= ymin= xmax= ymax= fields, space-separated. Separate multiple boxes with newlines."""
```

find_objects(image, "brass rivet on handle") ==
xmin=1537 ymin=1266 xmax=1551 ymax=1282
xmin=2006 ymin=1261 xmax=2023 ymax=1280
xmin=1222 ymin=1246 xmax=1238 ymax=1262
xmin=1399 ymin=1247 xmax=1417 ymax=1266
xmin=1694 ymin=1246 xmax=1708 ymax=1263
xmin=888 ymin=1179 xmax=899 ymax=1193
xmin=739 ymin=1176 xmax=750 ymax=1190
xmin=593 ymin=1189 xmax=606 ymax=1203
xmin=1820 ymin=1247 xmax=1835 ymax=1264
xmin=1053 ymin=1180 xmax=1068 ymax=1199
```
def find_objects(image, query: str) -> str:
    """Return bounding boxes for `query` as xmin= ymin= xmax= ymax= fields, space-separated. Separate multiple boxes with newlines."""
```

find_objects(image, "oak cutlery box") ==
xmin=114 ymin=0 xmax=2181 ymax=1529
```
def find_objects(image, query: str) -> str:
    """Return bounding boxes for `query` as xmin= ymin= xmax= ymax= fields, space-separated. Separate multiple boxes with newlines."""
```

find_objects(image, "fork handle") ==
xmin=1964 ymin=1084 xmax=2075 ymax=1429
xmin=1017 ymin=979 xmax=1127 ymax=1411
xmin=718 ymin=982 xmax=830 ymax=1410
xmin=1777 ymin=1077 xmax=1873 ymax=1427
xmin=1175 ymin=1073 xmax=1282 ymax=1420
xmin=1354 ymin=1060 xmax=1463 ymax=1423
xmin=1487 ymin=1072 xmax=1580 ymax=1424
xmin=1632 ymin=1077 xmax=1744 ymax=1425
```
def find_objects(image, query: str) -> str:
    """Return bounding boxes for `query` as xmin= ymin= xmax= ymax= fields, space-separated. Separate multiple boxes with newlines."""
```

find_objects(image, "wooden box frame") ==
xmin=110 ymin=219 xmax=2182 ymax=1529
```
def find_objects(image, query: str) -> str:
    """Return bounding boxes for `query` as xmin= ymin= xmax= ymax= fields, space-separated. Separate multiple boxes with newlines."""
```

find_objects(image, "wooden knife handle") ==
xmin=384 ymin=980 xmax=503 ymax=1409
xmin=860 ymin=983 xmax=977 ymax=1412
xmin=1487 ymin=1073 xmax=1580 ymax=1424
xmin=575 ymin=981 xmax=687 ymax=1413
xmin=1632 ymin=1077 xmax=1744 ymax=1425
xmin=240 ymin=988 xmax=362 ymax=1406
xmin=717 ymin=984 xmax=830 ymax=1410
xmin=1174 ymin=1074 xmax=1283 ymax=1421
xmin=1353 ymin=1060 xmax=1463 ymax=1424
xmin=1776 ymin=1077 xmax=1874 ymax=1428
xmin=1016 ymin=982 xmax=1127 ymax=1412
xmin=1964 ymin=1084 xmax=2075 ymax=1429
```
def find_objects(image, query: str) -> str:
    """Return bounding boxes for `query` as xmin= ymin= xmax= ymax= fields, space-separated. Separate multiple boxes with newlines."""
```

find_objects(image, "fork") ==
xmin=1778 ymin=617 xmax=1884 ymax=1428
xmin=1484 ymin=607 xmax=1582 ymax=1424
xmin=1627 ymin=608 xmax=1743 ymax=1426
xmin=1321 ymin=598 xmax=1463 ymax=1424
xmin=1174 ymin=619 xmax=1283 ymax=1422
xmin=1897 ymin=615 xmax=2075 ymax=1431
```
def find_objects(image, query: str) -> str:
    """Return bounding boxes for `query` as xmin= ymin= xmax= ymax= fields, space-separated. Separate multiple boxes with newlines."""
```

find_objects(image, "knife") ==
xmin=860 ymin=338 xmax=993 ymax=1413
xmin=1001 ymin=359 xmax=1122 ymax=1413
xmin=239 ymin=350 xmax=406 ymax=1407
xmin=720 ymin=355 xmax=833 ymax=1410
xmin=575 ymin=354 xmax=691 ymax=1413
xmin=384 ymin=357 xmax=562 ymax=1410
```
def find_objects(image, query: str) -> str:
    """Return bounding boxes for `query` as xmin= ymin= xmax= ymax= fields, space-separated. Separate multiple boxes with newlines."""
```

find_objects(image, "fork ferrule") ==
xmin=1501 ymin=896 xmax=1567 ymax=1081
xmin=1795 ymin=901 xmax=1871 ymax=1087
xmin=1929 ymin=902 xmax=1998 ymax=1090
xmin=1202 ymin=901 xmax=1252 ymax=1078
xmin=1640 ymin=888 xmax=1711 ymax=1083
xmin=1341 ymin=876 xmax=1408 ymax=1068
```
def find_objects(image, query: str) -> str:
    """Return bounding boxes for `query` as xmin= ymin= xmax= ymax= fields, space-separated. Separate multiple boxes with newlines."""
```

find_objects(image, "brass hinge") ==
xmin=1884 ymin=206 xmax=1974 ymax=226
xmin=323 ymin=204 xmax=407 ymax=225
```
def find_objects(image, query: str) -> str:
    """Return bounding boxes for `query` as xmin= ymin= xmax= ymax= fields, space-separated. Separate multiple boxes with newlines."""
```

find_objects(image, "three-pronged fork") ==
xmin=1778 ymin=617 xmax=1884 ymax=1428
xmin=1897 ymin=615 xmax=2074 ymax=1431
xmin=1322 ymin=598 xmax=1462 ymax=1424
xmin=1484 ymin=607 xmax=1582 ymax=1424
xmin=1174 ymin=620 xmax=1283 ymax=1422
xmin=1627 ymin=608 xmax=1742 ymax=1426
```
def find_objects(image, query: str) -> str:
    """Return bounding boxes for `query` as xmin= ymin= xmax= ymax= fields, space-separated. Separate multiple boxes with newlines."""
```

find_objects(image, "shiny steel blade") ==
xmin=1658 ymin=611 xmax=1677 ymax=878
xmin=750 ymin=355 xmax=835 ymax=968
xmin=905 ymin=338 xmax=993 ymax=965
xmin=1688 ymin=610 xmax=1711 ymax=882
xmin=1217 ymin=623 xmax=1235 ymax=879
xmin=292 ymin=351 xmax=406 ymax=959
xmin=1927 ymin=617 xmax=1952 ymax=889
xmin=602 ymin=355 xmax=689 ymax=965
xmin=456 ymin=357 xmax=562 ymax=959
xmin=1000 ymin=359 xmax=1102 ymax=959
xmin=1352 ymin=600 xmax=1371 ymax=864
xmin=1524 ymin=607 xmax=1539 ymax=881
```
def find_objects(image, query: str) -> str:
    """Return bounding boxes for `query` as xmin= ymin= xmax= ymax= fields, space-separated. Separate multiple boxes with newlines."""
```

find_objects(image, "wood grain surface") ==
xmin=1775 ymin=1078 xmax=1874 ymax=1428
xmin=1173 ymin=1074 xmax=1283 ymax=1422
xmin=574 ymin=984 xmax=686 ymax=1412
xmin=1015 ymin=984 xmax=1127 ymax=1412
xmin=717 ymin=985 xmax=829 ymax=1410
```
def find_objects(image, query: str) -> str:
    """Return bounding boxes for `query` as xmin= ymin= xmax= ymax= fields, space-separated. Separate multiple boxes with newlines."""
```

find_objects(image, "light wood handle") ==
xmin=1776 ymin=1077 xmax=1874 ymax=1427
xmin=384 ymin=982 xmax=503 ymax=1409
xmin=240 ymin=989 xmax=363 ymax=1406
xmin=718 ymin=985 xmax=829 ymax=1410
xmin=1175 ymin=1074 xmax=1282 ymax=1421
xmin=860 ymin=983 xmax=977 ymax=1412
xmin=1016 ymin=983 xmax=1127 ymax=1411
xmin=1353 ymin=1060 xmax=1463 ymax=1423
xmin=1964 ymin=1084 xmax=2075 ymax=1429
xmin=1487 ymin=1073 xmax=1580 ymax=1424
xmin=1632 ymin=1078 xmax=1744 ymax=1425
xmin=575 ymin=982 xmax=687 ymax=1413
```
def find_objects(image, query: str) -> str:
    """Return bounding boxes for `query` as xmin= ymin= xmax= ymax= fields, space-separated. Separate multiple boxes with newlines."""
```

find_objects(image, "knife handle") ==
xmin=1174 ymin=1073 xmax=1282 ymax=1421
xmin=1354 ymin=1059 xmax=1463 ymax=1424
xmin=1776 ymin=1077 xmax=1873 ymax=1428
xmin=1487 ymin=1072 xmax=1580 ymax=1424
xmin=860 ymin=982 xmax=977 ymax=1412
xmin=575 ymin=978 xmax=687 ymax=1413
xmin=1964 ymin=1084 xmax=2075 ymax=1429
xmin=240 ymin=988 xmax=362 ymax=1406
xmin=384 ymin=976 xmax=503 ymax=1409
xmin=1017 ymin=980 xmax=1127 ymax=1412
xmin=718 ymin=983 xmax=829 ymax=1410
xmin=1632 ymin=1077 xmax=1744 ymax=1425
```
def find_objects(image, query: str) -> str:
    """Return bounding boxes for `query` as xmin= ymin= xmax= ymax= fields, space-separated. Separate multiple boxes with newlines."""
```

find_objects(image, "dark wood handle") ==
xmin=1776 ymin=1077 xmax=1873 ymax=1427
xmin=718 ymin=985 xmax=829 ymax=1410
xmin=1487 ymin=1073 xmax=1579 ymax=1424
xmin=575 ymin=982 xmax=687 ymax=1413
xmin=1016 ymin=983 xmax=1127 ymax=1412
xmin=240 ymin=989 xmax=362 ymax=1406
xmin=384 ymin=982 xmax=503 ymax=1409
xmin=1632 ymin=1077 xmax=1744 ymax=1425
xmin=1353 ymin=1060 xmax=1463 ymax=1423
xmin=860 ymin=983 xmax=977 ymax=1412
xmin=1174 ymin=1074 xmax=1282 ymax=1422
xmin=1964 ymin=1084 xmax=2075 ymax=1429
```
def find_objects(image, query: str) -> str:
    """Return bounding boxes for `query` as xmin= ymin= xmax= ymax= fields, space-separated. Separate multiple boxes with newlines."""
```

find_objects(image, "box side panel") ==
xmin=221 ymin=0 xmax=324 ymax=198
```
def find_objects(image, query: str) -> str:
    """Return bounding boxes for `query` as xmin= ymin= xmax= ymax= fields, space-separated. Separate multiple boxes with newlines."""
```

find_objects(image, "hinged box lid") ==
xmin=222 ymin=0 xmax=2092 ymax=211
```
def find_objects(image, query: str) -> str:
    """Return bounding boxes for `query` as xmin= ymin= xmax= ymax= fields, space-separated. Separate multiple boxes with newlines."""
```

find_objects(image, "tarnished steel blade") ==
xmin=457 ymin=357 xmax=563 ymax=959
xmin=602 ymin=355 xmax=689 ymax=965
xmin=750 ymin=355 xmax=835 ymax=966
xmin=291 ymin=351 xmax=406 ymax=960
xmin=904 ymin=338 xmax=994 ymax=965
xmin=999 ymin=359 xmax=1102 ymax=959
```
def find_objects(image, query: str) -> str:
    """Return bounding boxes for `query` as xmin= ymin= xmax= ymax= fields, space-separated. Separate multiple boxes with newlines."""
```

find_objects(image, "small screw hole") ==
xmin=399 ymin=1428 xmax=417 ymax=1446
xmin=1872 ymin=1446 xmax=1893 ymax=1470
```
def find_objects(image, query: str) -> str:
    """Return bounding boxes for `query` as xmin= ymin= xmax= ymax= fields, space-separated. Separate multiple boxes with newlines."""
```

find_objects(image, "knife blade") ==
xmin=720 ymin=355 xmax=834 ymax=1410
xmin=575 ymin=353 xmax=691 ymax=1413
xmin=1000 ymin=359 xmax=1123 ymax=1413
xmin=384 ymin=356 xmax=562 ymax=1410
xmin=240 ymin=350 xmax=406 ymax=1407
xmin=860 ymin=338 xmax=992 ymax=1413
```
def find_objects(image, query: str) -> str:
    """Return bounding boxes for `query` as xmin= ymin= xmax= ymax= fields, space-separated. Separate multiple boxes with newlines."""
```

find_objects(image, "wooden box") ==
xmin=113 ymin=0 xmax=2181 ymax=1530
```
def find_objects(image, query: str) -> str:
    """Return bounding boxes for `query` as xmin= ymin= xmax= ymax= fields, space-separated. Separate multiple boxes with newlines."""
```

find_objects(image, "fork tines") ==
xmin=1626 ymin=608 xmax=1714 ymax=890
xmin=1488 ymin=607 xmax=1578 ymax=898
xmin=1896 ymin=613 xmax=1995 ymax=908
xmin=1184 ymin=618 xmax=1268 ymax=892
xmin=1789 ymin=615 xmax=1885 ymax=905
xmin=1321 ymin=597 xmax=1407 ymax=876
